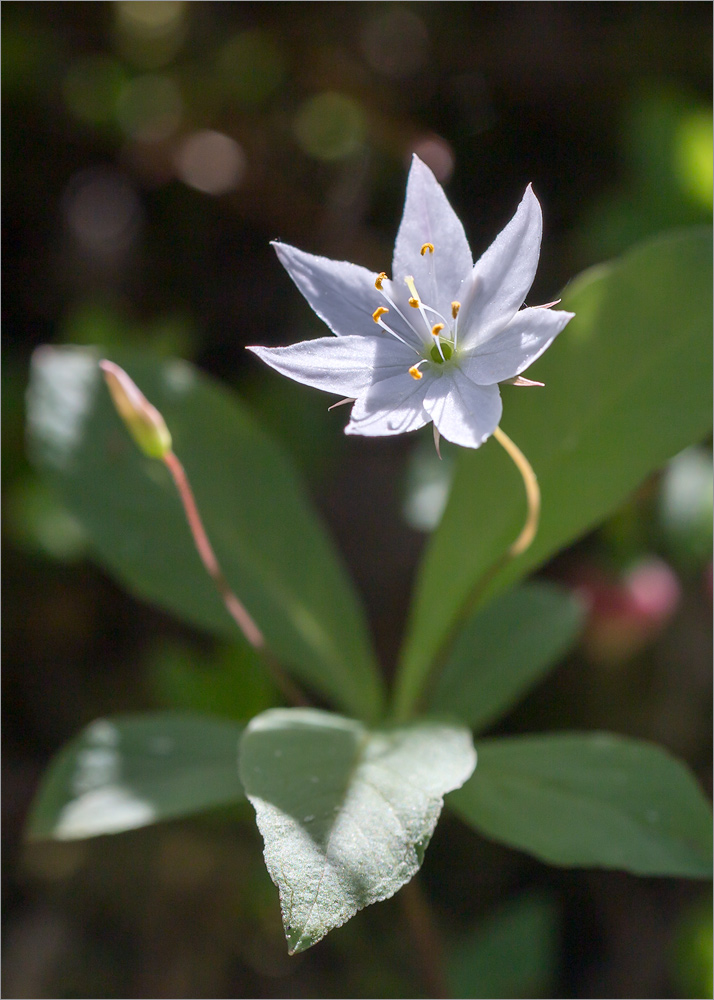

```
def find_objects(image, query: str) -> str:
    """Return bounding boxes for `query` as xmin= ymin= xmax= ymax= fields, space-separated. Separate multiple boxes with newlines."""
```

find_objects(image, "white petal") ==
xmin=345 ymin=371 xmax=432 ymax=437
xmin=424 ymin=371 xmax=502 ymax=449
xmin=273 ymin=242 xmax=385 ymax=338
xmin=462 ymin=307 xmax=574 ymax=385
xmin=392 ymin=156 xmax=473 ymax=315
xmin=459 ymin=186 xmax=543 ymax=350
xmin=247 ymin=335 xmax=412 ymax=398
xmin=273 ymin=241 xmax=422 ymax=349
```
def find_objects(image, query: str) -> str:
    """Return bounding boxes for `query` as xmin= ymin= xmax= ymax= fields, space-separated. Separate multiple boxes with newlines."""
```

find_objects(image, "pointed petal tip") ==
xmin=407 ymin=151 xmax=435 ymax=182
xmin=523 ymin=182 xmax=541 ymax=209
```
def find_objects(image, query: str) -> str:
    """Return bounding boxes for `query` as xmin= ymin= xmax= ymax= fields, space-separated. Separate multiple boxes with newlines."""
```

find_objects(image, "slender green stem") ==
xmin=393 ymin=427 xmax=541 ymax=720
xmin=492 ymin=425 xmax=541 ymax=557
xmin=163 ymin=450 xmax=310 ymax=707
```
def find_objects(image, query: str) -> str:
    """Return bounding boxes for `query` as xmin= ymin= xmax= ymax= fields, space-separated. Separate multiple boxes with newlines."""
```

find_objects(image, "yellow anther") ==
xmin=408 ymin=365 xmax=423 ymax=381
xmin=431 ymin=323 xmax=445 ymax=337
xmin=420 ymin=242 xmax=434 ymax=256
xmin=405 ymin=276 xmax=420 ymax=302
xmin=372 ymin=306 xmax=389 ymax=323
xmin=408 ymin=297 xmax=420 ymax=308
xmin=375 ymin=272 xmax=388 ymax=290
xmin=451 ymin=301 xmax=461 ymax=319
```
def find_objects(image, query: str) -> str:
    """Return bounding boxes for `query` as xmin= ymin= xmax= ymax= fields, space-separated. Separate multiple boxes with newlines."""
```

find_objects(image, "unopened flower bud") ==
xmin=99 ymin=360 xmax=172 ymax=459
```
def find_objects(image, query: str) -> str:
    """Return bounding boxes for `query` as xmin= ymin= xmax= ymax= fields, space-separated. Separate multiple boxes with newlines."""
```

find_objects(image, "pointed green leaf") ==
xmin=239 ymin=707 xmax=476 ymax=953
xmin=27 ymin=713 xmax=245 ymax=841
xmin=26 ymin=347 xmax=383 ymax=720
xmin=396 ymin=229 xmax=712 ymax=717
xmin=450 ymin=732 xmax=713 ymax=877
xmin=430 ymin=581 xmax=585 ymax=731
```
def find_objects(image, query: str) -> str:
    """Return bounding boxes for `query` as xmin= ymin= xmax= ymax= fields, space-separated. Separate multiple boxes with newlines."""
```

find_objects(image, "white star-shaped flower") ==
xmin=248 ymin=156 xmax=574 ymax=450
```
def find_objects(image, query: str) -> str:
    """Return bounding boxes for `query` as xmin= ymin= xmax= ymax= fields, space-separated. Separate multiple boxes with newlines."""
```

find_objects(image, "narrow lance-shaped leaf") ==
xmin=27 ymin=713 xmax=245 ymax=841
xmin=429 ymin=581 xmax=585 ymax=731
xmin=450 ymin=732 xmax=713 ymax=878
xmin=239 ymin=707 xmax=476 ymax=953
xmin=396 ymin=229 xmax=712 ymax=717
xmin=26 ymin=348 xmax=384 ymax=720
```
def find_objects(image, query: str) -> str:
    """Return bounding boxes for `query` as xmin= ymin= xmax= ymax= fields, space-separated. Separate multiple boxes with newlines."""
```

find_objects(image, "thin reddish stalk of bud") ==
xmin=163 ymin=451 xmax=265 ymax=648
xmin=99 ymin=360 xmax=308 ymax=706
xmin=162 ymin=451 xmax=310 ymax=708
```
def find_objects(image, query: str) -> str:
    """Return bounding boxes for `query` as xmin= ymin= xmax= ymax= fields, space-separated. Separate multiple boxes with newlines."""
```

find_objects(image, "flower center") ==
xmin=372 ymin=243 xmax=462 ymax=380
xmin=430 ymin=340 xmax=454 ymax=364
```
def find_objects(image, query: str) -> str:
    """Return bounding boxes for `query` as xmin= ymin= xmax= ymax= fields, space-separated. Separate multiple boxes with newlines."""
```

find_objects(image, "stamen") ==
xmin=408 ymin=365 xmax=424 ymax=381
xmin=375 ymin=272 xmax=388 ymax=290
xmin=405 ymin=276 xmax=420 ymax=304
xmin=430 ymin=322 xmax=446 ymax=362
xmin=373 ymin=310 xmax=420 ymax=354
xmin=405 ymin=275 xmax=435 ymax=342
xmin=451 ymin=300 xmax=462 ymax=347
xmin=327 ymin=397 xmax=356 ymax=410
xmin=420 ymin=242 xmax=434 ymax=256
xmin=374 ymin=282 xmax=424 ymax=350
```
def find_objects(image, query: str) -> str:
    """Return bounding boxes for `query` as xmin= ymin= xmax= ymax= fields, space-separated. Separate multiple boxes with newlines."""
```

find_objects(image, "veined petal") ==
xmin=345 ymin=371 xmax=431 ymax=437
xmin=459 ymin=185 xmax=543 ymax=350
xmin=247 ymin=335 xmax=412 ymax=398
xmin=424 ymin=371 xmax=502 ymax=449
xmin=273 ymin=243 xmax=385 ymax=339
xmin=392 ymin=156 xmax=473 ymax=314
xmin=462 ymin=306 xmax=574 ymax=385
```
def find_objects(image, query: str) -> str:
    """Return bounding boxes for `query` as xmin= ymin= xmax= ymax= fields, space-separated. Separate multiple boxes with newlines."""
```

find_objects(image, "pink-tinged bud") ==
xmin=99 ymin=360 xmax=172 ymax=459
xmin=570 ymin=558 xmax=681 ymax=666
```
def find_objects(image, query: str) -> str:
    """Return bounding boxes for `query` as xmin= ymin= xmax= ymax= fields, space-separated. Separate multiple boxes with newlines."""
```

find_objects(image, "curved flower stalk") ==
xmin=248 ymin=155 xmax=573 ymax=452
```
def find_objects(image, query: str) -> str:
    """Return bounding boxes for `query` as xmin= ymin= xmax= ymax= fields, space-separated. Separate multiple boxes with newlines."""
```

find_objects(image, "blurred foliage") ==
xmin=3 ymin=3 xmax=711 ymax=998
xmin=449 ymin=893 xmax=559 ymax=999
xmin=670 ymin=894 xmax=714 ymax=1000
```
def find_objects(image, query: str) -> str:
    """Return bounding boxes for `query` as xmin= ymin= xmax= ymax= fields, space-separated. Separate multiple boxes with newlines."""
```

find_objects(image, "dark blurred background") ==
xmin=3 ymin=3 xmax=712 ymax=998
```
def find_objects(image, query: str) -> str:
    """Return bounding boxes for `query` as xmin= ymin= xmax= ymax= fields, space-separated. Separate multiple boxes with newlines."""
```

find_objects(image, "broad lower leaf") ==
xmin=450 ymin=732 xmax=713 ymax=877
xmin=430 ymin=581 xmax=585 ymax=731
xmin=395 ymin=229 xmax=712 ymax=717
xmin=26 ymin=348 xmax=383 ymax=720
xmin=27 ymin=713 xmax=245 ymax=841
xmin=239 ymin=707 xmax=476 ymax=953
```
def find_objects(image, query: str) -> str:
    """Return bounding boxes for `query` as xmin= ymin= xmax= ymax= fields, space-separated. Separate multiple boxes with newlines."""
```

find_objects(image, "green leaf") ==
xmin=147 ymin=639 xmax=278 ymax=722
xmin=430 ymin=581 xmax=585 ymax=731
xmin=27 ymin=712 xmax=245 ymax=841
xmin=395 ymin=229 xmax=712 ymax=718
xmin=26 ymin=347 xmax=383 ymax=720
xmin=238 ymin=707 xmax=476 ymax=953
xmin=450 ymin=732 xmax=713 ymax=878
xmin=449 ymin=893 xmax=559 ymax=1000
